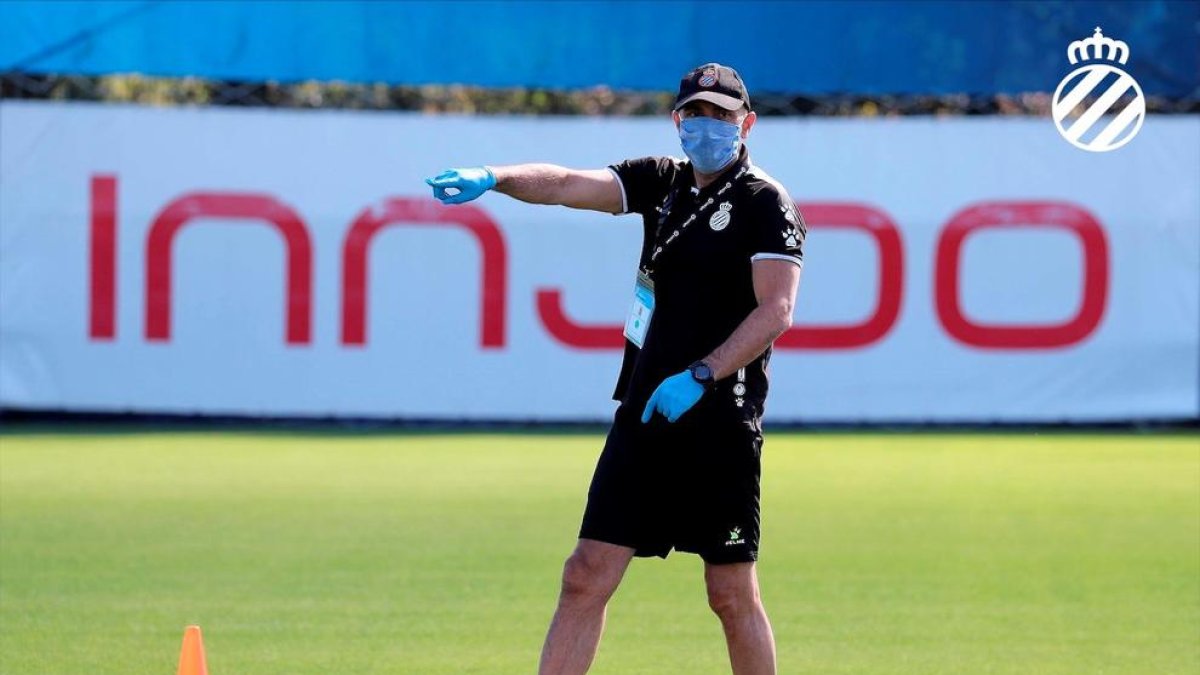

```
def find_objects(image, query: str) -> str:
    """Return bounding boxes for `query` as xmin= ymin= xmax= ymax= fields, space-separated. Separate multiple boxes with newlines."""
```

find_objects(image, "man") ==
xmin=426 ymin=63 xmax=804 ymax=675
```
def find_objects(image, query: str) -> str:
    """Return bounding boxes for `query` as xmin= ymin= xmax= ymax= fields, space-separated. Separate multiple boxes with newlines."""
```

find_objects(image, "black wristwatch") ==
xmin=688 ymin=360 xmax=716 ymax=389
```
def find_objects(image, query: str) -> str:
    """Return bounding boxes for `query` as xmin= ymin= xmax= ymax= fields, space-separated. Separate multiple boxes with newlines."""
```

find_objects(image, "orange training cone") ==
xmin=176 ymin=625 xmax=208 ymax=675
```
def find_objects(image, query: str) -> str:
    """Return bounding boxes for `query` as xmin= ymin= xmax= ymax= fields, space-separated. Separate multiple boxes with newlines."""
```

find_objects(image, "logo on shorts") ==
xmin=1052 ymin=27 xmax=1144 ymax=152
xmin=725 ymin=526 xmax=745 ymax=546
xmin=698 ymin=68 xmax=718 ymax=87
xmin=710 ymin=202 xmax=732 ymax=231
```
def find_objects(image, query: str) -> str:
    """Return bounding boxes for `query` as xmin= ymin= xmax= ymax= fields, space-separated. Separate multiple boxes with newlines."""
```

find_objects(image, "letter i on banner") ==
xmin=89 ymin=175 xmax=117 ymax=340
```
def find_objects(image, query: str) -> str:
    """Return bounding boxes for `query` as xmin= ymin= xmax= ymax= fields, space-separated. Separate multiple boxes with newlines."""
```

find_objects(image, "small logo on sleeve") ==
xmin=782 ymin=225 xmax=802 ymax=249
xmin=782 ymin=203 xmax=800 ymax=225
xmin=725 ymin=526 xmax=746 ymax=546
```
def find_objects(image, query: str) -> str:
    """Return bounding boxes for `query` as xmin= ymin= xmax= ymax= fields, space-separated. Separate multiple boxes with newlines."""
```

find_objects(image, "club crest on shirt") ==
xmin=709 ymin=202 xmax=733 ymax=231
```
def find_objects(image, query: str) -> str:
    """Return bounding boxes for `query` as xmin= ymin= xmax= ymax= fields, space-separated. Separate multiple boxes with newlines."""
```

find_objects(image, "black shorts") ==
xmin=579 ymin=399 xmax=764 ymax=565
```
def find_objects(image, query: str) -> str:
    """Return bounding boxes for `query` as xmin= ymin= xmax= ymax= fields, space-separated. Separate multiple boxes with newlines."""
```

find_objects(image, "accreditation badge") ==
xmin=622 ymin=270 xmax=655 ymax=348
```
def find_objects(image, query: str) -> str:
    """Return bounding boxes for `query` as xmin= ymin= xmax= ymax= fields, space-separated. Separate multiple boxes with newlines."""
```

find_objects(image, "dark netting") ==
xmin=4 ymin=73 xmax=1197 ymax=116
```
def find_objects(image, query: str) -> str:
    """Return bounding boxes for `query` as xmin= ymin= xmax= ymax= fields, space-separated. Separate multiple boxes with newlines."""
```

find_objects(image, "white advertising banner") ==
xmin=1 ymin=101 xmax=1197 ymax=422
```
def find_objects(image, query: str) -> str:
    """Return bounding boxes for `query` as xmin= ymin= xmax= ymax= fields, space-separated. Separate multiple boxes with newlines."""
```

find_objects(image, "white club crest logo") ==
xmin=1052 ymin=27 xmax=1145 ymax=152
xmin=709 ymin=202 xmax=732 ymax=231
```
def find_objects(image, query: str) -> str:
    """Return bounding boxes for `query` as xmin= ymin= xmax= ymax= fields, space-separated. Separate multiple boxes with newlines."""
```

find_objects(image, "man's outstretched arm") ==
xmin=426 ymin=165 xmax=624 ymax=214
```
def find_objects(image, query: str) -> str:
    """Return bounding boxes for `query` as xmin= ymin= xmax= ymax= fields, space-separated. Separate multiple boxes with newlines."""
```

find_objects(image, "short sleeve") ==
xmin=747 ymin=184 xmax=805 ymax=269
xmin=608 ymin=156 xmax=676 ymax=216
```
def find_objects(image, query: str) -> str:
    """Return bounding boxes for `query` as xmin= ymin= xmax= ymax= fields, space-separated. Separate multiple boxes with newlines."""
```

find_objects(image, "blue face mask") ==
xmin=678 ymin=116 xmax=742 ymax=174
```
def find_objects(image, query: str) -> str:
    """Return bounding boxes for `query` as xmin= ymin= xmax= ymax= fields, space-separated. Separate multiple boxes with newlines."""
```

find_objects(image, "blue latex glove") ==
xmin=425 ymin=167 xmax=496 ymax=205
xmin=641 ymin=371 xmax=706 ymax=423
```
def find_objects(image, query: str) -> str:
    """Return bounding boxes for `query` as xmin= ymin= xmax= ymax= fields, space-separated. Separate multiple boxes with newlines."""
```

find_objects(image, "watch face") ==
xmin=692 ymin=363 xmax=714 ymax=382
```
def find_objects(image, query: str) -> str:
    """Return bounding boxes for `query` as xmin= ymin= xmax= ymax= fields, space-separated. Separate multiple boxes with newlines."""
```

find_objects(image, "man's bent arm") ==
xmin=702 ymin=259 xmax=801 ymax=381
xmin=491 ymin=164 xmax=624 ymax=214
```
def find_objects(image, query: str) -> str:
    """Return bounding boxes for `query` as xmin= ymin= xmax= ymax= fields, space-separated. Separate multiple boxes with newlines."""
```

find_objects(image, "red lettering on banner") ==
xmin=94 ymin=177 xmax=1108 ymax=353
xmin=145 ymin=193 xmax=313 ymax=344
xmin=341 ymin=198 xmax=507 ymax=348
xmin=935 ymin=201 xmax=1108 ymax=349
xmin=536 ymin=289 xmax=624 ymax=349
xmin=89 ymin=175 xmax=117 ymax=340
xmin=775 ymin=203 xmax=904 ymax=349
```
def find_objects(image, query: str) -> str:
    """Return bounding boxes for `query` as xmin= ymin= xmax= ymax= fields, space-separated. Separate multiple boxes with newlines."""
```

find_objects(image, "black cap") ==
xmin=673 ymin=63 xmax=750 ymax=112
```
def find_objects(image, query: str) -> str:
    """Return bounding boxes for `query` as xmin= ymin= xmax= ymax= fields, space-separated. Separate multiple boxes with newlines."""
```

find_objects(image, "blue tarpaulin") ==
xmin=2 ymin=1 xmax=1197 ymax=97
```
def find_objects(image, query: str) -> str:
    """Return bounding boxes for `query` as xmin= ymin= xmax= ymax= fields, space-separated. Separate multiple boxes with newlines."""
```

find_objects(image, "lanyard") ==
xmin=645 ymin=164 xmax=749 ymax=276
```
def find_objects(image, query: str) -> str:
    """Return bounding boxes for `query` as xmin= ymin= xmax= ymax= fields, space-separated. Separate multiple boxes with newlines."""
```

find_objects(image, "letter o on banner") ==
xmin=935 ymin=201 xmax=1109 ymax=349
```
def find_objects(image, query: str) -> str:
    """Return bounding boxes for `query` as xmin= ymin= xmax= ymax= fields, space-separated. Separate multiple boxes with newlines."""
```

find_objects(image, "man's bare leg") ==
xmin=538 ymin=539 xmax=636 ymax=675
xmin=705 ymin=561 xmax=777 ymax=675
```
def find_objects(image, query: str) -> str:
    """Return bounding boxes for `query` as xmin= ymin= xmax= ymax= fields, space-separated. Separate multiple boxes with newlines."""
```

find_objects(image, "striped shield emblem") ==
xmin=1052 ymin=63 xmax=1145 ymax=152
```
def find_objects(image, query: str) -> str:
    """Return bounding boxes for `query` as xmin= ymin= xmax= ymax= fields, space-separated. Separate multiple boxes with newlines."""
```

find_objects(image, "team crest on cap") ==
xmin=710 ymin=202 xmax=732 ymax=230
xmin=698 ymin=68 xmax=718 ymax=87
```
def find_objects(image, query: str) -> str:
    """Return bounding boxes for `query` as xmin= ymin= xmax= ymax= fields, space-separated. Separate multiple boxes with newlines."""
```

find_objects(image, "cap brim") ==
xmin=673 ymin=91 xmax=745 ymax=112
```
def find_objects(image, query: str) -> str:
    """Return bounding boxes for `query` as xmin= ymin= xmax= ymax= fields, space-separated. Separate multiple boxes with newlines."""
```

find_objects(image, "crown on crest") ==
xmin=1067 ymin=27 xmax=1129 ymax=65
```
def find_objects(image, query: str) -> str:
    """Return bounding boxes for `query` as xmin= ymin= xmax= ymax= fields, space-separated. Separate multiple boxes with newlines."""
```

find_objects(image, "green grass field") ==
xmin=1 ymin=430 xmax=1197 ymax=674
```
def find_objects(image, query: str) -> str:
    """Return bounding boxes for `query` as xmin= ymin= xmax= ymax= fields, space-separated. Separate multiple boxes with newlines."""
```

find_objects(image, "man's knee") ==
xmin=559 ymin=548 xmax=621 ymax=604
xmin=705 ymin=567 xmax=760 ymax=623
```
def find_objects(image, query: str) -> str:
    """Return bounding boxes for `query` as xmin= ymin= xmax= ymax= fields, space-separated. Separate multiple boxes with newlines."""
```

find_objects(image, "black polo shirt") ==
xmin=608 ymin=147 xmax=806 ymax=418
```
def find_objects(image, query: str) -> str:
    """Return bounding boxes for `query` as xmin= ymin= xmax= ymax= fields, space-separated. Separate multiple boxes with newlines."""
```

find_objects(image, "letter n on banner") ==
xmin=145 ymin=193 xmax=313 ymax=344
xmin=340 ymin=198 xmax=507 ymax=348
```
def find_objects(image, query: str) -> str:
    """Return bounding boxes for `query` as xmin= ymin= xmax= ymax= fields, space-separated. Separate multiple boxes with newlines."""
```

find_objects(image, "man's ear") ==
xmin=741 ymin=111 xmax=758 ymax=138
xmin=672 ymin=110 xmax=682 ymax=130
